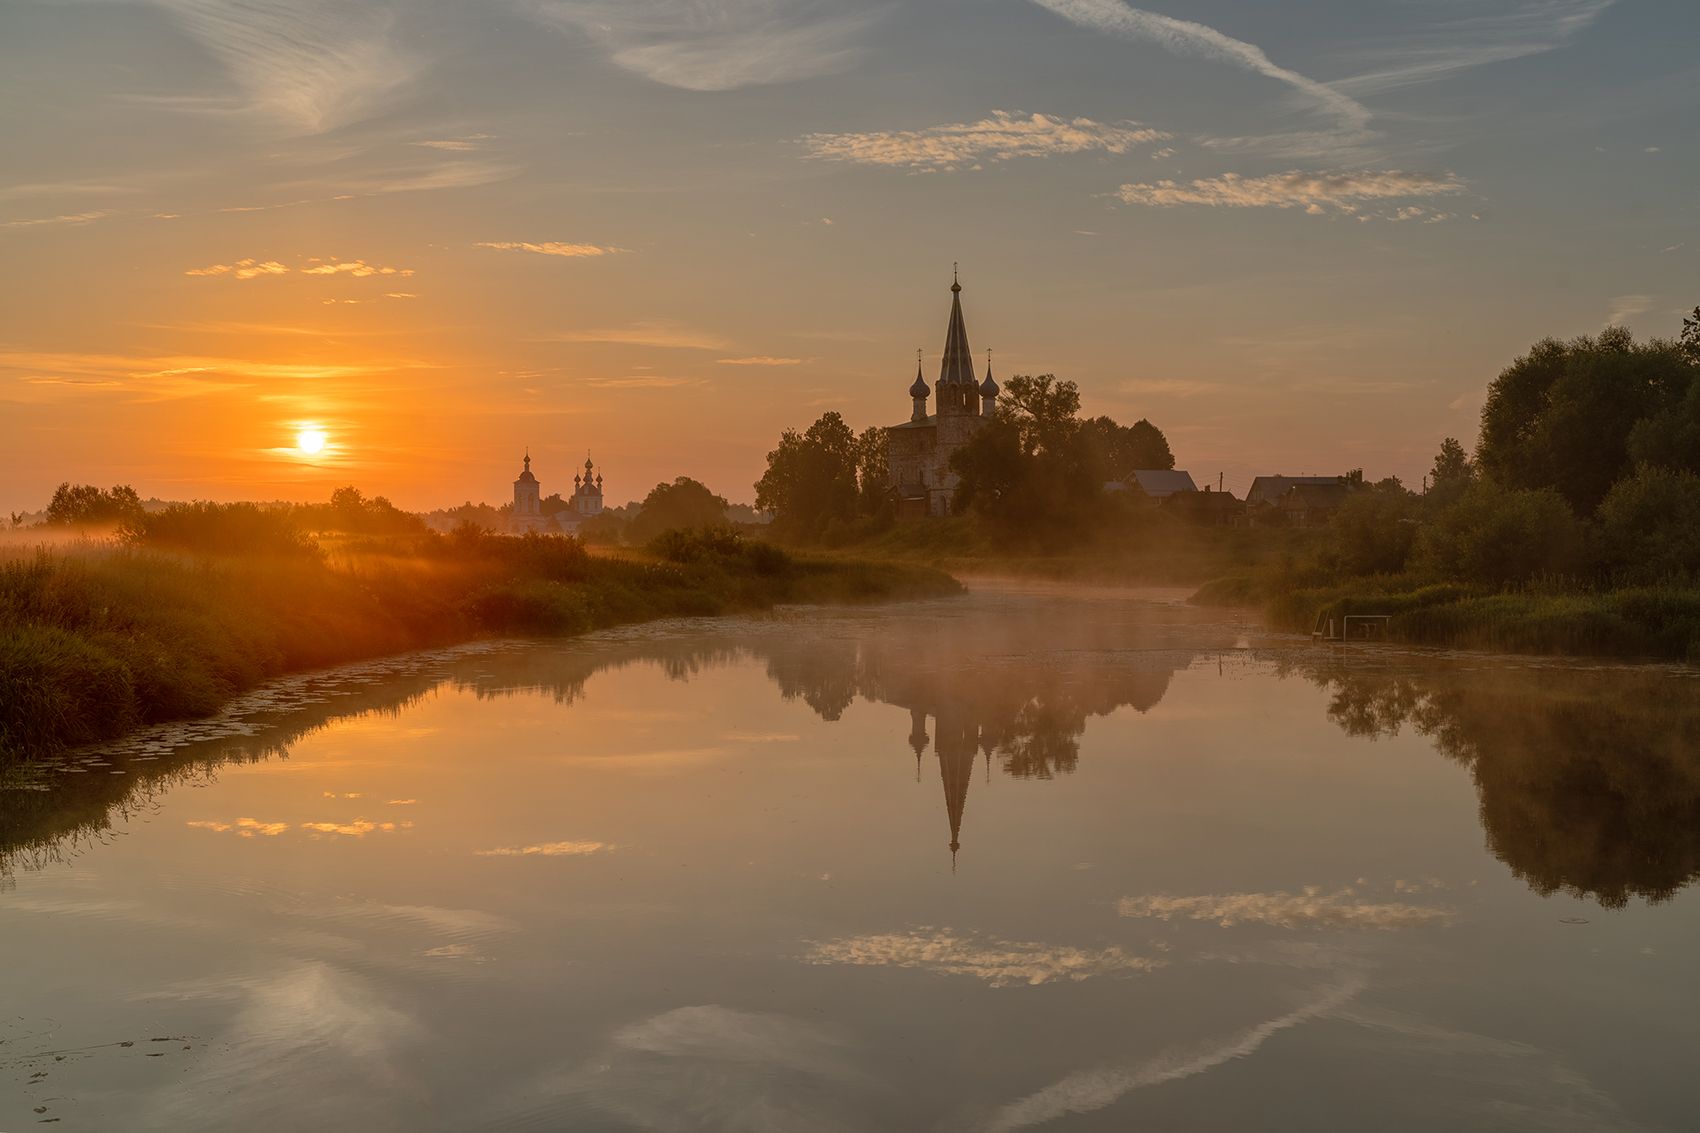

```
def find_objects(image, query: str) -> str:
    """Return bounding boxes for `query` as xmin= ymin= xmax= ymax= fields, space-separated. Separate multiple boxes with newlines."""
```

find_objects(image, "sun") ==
xmin=295 ymin=427 xmax=328 ymax=456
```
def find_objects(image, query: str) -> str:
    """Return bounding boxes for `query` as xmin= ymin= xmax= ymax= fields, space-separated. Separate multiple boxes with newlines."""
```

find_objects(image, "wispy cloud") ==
xmin=185 ymin=257 xmax=413 ymax=279
xmin=1114 ymin=170 xmax=1466 ymax=214
xmin=985 ymin=974 xmax=1366 ymax=1131
xmin=1333 ymin=0 xmax=1617 ymax=97
xmin=716 ymin=356 xmax=802 ymax=366
xmin=525 ymin=0 xmax=879 ymax=91
xmin=803 ymin=110 xmax=1170 ymax=171
xmin=476 ymin=241 xmax=627 ymax=258
xmin=1 ymin=349 xmax=421 ymax=403
xmin=352 ymin=160 xmax=519 ymax=194
xmin=301 ymin=259 xmax=414 ymax=277
xmin=412 ymin=133 xmax=495 ymax=152
xmin=583 ymin=375 xmax=706 ymax=389
xmin=545 ymin=323 xmax=729 ymax=350
xmin=1117 ymin=886 xmax=1455 ymax=930
xmin=186 ymin=258 xmax=289 ymax=279
xmin=1028 ymin=0 xmax=1372 ymax=140
xmin=142 ymin=0 xmax=422 ymax=133
xmin=475 ymin=840 xmax=612 ymax=857
xmin=1 ymin=210 xmax=115 ymax=230
xmin=803 ymin=927 xmax=1164 ymax=988
xmin=1605 ymin=294 xmax=1654 ymax=327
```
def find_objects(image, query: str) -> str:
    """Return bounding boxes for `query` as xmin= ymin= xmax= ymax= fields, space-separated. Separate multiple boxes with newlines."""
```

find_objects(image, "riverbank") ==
xmin=1193 ymin=576 xmax=1700 ymax=663
xmin=0 ymin=528 xmax=961 ymax=763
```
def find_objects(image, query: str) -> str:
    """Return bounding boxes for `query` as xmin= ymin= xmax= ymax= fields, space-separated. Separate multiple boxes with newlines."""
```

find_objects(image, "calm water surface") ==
xmin=3 ymin=583 xmax=1698 ymax=1131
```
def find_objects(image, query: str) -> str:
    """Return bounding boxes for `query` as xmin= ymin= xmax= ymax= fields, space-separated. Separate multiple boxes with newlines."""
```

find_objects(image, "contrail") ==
xmin=1026 ymin=0 xmax=1372 ymax=134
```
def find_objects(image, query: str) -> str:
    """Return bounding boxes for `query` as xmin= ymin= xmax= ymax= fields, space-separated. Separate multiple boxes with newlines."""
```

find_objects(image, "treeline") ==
xmin=755 ymin=384 xmax=1175 ymax=546
xmin=1219 ymin=308 xmax=1700 ymax=660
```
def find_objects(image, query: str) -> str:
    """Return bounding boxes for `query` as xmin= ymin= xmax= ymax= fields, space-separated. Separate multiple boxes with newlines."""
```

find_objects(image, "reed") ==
xmin=0 ymin=525 xmax=961 ymax=763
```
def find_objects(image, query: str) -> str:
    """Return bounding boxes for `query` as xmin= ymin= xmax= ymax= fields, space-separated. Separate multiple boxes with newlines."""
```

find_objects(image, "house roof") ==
xmin=1130 ymin=469 xmax=1199 ymax=498
xmin=889 ymin=415 xmax=938 ymax=431
xmin=1283 ymin=482 xmax=1350 ymax=508
xmin=1246 ymin=475 xmax=1340 ymax=507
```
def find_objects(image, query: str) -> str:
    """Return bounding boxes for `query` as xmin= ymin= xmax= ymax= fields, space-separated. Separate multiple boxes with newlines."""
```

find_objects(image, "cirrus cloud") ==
xmin=803 ymin=110 xmax=1171 ymax=171
xmin=1113 ymin=169 xmax=1466 ymax=214
xmin=475 ymin=241 xmax=628 ymax=258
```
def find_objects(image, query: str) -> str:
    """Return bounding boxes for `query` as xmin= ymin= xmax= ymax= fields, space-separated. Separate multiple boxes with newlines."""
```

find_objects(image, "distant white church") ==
xmin=508 ymin=452 xmax=605 ymax=535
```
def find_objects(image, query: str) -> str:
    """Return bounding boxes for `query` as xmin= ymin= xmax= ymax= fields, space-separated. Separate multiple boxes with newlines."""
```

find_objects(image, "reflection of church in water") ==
xmin=749 ymin=598 xmax=1210 ymax=865
xmin=508 ymin=451 xmax=606 ymax=535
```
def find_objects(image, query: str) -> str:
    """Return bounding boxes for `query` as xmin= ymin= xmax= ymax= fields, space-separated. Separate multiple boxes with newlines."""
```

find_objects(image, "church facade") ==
xmin=507 ymin=452 xmax=605 ymax=535
xmin=886 ymin=273 xmax=999 ymax=518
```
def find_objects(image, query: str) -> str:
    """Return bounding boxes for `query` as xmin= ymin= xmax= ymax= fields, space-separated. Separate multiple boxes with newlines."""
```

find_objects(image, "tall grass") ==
xmin=0 ymin=526 xmax=960 ymax=764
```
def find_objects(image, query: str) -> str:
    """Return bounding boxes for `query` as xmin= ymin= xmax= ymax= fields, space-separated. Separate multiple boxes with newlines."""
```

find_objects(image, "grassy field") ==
xmin=0 ymin=527 xmax=960 ymax=764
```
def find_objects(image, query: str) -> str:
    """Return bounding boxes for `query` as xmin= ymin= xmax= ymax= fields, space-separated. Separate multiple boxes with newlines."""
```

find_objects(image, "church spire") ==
xmin=938 ymin=267 xmax=976 ymax=391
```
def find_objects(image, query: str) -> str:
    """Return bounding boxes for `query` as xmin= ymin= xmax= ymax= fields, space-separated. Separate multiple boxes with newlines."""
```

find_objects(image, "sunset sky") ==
xmin=3 ymin=0 xmax=1695 ymax=511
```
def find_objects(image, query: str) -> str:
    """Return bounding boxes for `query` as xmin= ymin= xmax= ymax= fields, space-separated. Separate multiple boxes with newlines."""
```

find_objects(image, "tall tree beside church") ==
xmin=854 ymin=427 xmax=890 ymax=515
xmin=755 ymin=412 xmax=861 ymax=537
xmin=950 ymin=374 xmax=1106 ymax=541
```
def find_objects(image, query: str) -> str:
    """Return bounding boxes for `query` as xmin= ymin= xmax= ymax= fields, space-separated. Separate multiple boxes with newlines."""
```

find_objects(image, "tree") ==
xmin=1329 ymin=481 xmax=1418 ymax=576
xmin=1413 ymin=481 xmax=1586 ymax=587
xmin=1080 ymin=416 xmax=1174 ymax=479
xmin=1683 ymin=305 xmax=1700 ymax=363
xmin=1595 ymin=466 xmax=1700 ymax=584
xmin=43 ymin=483 xmax=144 ymax=527
xmin=1475 ymin=329 xmax=1691 ymax=514
xmin=754 ymin=412 xmax=860 ymax=537
xmin=853 ymin=427 xmax=890 ymax=515
xmin=1431 ymin=437 xmax=1472 ymax=486
xmin=950 ymin=374 xmax=1107 ymax=539
xmin=1628 ymin=374 xmax=1700 ymax=476
xmin=626 ymin=477 xmax=729 ymax=545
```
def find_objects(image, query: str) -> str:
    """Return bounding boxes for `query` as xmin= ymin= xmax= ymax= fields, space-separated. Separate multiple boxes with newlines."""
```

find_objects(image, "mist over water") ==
xmin=3 ymin=583 xmax=1696 ymax=1130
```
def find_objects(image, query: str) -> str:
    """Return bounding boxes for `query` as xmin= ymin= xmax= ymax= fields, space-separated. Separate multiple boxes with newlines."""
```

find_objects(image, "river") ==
xmin=2 ymin=582 xmax=1697 ymax=1131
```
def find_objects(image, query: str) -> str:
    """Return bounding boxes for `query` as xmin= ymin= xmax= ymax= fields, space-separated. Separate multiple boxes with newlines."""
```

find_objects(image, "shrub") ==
xmin=1413 ymin=481 xmax=1586 ymax=587
xmin=1595 ymin=466 xmax=1700 ymax=584
xmin=124 ymin=501 xmax=321 ymax=558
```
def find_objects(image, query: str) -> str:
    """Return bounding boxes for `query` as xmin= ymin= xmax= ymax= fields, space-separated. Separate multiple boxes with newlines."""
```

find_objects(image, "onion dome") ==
xmin=909 ymin=357 xmax=930 ymax=399
xmin=979 ymin=351 xmax=999 ymax=398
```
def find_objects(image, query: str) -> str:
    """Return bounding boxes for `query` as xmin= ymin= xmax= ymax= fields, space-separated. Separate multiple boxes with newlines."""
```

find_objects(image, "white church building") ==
xmin=508 ymin=452 xmax=605 ymax=535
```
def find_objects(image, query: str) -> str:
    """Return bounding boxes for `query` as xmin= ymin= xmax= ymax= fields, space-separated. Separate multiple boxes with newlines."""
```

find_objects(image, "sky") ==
xmin=2 ymin=0 xmax=1696 ymax=510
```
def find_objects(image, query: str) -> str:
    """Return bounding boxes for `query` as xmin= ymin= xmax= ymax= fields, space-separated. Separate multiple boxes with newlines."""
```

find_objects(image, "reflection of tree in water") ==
xmin=3 ymin=596 xmax=1228 ymax=879
xmin=1286 ymin=657 xmax=1700 ymax=908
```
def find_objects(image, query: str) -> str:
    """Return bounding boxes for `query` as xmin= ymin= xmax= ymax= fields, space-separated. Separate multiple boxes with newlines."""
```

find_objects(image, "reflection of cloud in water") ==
xmin=1119 ymin=887 xmax=1455 ymax=930
xmin=527 ymin=1005 xmax=867 ymax=1133
xmin=142 ymin=964 xmax=421 ymax=1129
xmin=804 ymin=927 xmax=1164 ymax=988
xmin=984 ymin=973 xmax=1366 ymax=1132
xmin=186 ymin=818 xmax=289 ymax=836
xmin=1328 ymin=1007 xmax=1658 ymax=1133
xmin=474 ymin=840 xmax=612 ymax=857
